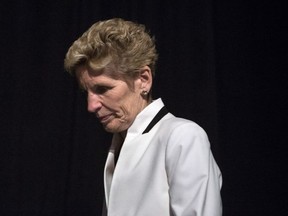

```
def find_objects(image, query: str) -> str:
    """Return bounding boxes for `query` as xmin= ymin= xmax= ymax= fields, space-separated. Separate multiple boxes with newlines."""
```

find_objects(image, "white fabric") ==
xmin=103 ymin=98 xmax=222 ymax=216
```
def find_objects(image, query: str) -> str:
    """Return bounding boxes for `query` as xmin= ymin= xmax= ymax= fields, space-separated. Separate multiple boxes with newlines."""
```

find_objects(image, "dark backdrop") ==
xmin=1 ymin=0 xmax=287 ymax=216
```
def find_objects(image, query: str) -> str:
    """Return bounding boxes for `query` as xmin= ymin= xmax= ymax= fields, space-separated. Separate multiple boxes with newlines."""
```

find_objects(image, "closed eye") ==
xmin=93 ymin=85 xmax=113 ymax=94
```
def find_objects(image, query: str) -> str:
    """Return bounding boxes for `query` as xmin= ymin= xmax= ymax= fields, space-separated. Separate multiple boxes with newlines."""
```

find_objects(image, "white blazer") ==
xmin=103 ymin=98 xmax=222 ymax=216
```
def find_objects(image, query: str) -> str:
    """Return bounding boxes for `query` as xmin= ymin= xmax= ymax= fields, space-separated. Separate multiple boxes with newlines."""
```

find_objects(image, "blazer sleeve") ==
xmin=165 ymin=122 xmax=222 ymax=216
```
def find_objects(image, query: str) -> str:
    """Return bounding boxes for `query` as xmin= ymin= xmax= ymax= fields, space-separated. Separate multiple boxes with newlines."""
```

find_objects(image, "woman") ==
xmin=64 ymin=18 xmax=222 ymax=216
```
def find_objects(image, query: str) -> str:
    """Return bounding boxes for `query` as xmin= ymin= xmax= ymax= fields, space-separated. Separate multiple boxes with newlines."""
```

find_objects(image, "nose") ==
xmin=87 ymin=92 xmax=102 ymax=113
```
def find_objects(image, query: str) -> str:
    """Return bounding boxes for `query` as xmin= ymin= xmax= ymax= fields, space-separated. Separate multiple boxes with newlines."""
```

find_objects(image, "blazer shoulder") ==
xmin=161 ymin=114 xmax=206 ymax=134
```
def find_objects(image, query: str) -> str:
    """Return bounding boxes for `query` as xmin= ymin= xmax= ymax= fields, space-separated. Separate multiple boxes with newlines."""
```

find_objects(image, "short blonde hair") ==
xmin=64 ymin=18 xmax=158 ymax=78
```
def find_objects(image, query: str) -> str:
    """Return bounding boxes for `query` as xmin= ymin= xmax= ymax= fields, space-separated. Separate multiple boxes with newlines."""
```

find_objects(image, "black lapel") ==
xmin=142 ymin=106 xmax=168 ymax=134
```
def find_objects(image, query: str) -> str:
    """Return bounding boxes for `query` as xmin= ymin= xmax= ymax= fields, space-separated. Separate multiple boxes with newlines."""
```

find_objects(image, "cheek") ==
xmin=110 ymin=83 xmax=142 ymax=118
xmin=116 ymin=95 xmax=138 ymax=118
xmin=126 ymin=95 xmax=143 ymax=116
xmin=117 ymin=90 xmax=137 ymax=109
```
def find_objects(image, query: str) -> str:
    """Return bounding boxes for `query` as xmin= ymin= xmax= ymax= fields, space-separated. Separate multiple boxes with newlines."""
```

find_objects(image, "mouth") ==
xmin=98 ymin=114 xmax=113 ymax=124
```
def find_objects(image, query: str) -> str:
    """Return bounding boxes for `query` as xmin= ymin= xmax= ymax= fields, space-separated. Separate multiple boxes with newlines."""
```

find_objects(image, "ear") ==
xmin=138 ymin=65 xmax=153 ymax=92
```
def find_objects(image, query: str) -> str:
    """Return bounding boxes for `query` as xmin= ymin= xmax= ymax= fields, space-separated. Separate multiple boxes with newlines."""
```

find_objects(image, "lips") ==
xmin=98 ymin=113 xmax=113 ymax=123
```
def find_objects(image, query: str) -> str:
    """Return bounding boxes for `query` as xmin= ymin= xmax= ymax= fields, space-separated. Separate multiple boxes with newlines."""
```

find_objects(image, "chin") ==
xmin=103 ymin=124 xmax=122 ymax=134
xmin=103 ymin=126 xmax=116 ymax=133
xmin=103 ymin=119 xmax=129 ymax=134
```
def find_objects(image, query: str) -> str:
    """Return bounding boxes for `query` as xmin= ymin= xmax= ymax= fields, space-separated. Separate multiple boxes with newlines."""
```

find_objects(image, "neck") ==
xmin=119 ymin=130 xmax=127 ymax=141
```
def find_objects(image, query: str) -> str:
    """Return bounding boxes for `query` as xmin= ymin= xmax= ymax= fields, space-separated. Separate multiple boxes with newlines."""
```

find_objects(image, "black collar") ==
xmin=142 ymin=106 xmax=168 ymax=134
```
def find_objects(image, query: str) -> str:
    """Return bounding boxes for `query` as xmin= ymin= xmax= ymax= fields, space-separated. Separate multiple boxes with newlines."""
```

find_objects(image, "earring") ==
xmin=141 ymin=90 xmax=148 ymax=96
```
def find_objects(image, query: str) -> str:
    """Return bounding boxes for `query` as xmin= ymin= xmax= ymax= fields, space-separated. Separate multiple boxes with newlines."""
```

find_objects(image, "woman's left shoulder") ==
xmin=161 ymin=115 xmax=207 ymax=136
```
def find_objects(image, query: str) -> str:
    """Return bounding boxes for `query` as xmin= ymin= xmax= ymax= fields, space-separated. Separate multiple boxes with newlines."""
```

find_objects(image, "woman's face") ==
xmin=76 ymin=66 xmax=151 ymax=133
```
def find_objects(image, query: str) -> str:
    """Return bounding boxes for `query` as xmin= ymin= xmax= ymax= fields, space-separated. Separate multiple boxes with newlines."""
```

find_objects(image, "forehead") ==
xmin=76 ymin=66 xmax=112 ymax=85
xmin=76 ymin=64 xmax=111 ymax=78
xmin=75 ymin=65 xmax=134 ymax=89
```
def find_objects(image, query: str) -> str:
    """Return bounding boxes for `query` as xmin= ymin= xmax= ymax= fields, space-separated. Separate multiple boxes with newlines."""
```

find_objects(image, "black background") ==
xmin=1 ymin=0 xmax=287 ymax=215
